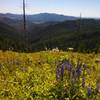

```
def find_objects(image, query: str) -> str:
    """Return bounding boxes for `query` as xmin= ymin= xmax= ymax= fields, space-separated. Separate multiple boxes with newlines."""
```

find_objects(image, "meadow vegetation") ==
xmin=0 ymin=50 xmax=100 ymax=99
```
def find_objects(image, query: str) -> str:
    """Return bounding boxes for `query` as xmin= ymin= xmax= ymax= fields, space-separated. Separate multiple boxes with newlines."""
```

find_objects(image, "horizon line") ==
xmin=0 ymin=12 xmax=99 ymax=19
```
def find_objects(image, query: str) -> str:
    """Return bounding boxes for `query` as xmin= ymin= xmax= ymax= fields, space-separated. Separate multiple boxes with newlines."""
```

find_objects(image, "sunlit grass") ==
xmin=0 ymin=51 xmax=100 ymax=99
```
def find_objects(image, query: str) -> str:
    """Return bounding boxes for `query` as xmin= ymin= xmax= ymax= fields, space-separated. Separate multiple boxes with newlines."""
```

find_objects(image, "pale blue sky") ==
xmin=0 ymin=0 xmax=99 ymax=18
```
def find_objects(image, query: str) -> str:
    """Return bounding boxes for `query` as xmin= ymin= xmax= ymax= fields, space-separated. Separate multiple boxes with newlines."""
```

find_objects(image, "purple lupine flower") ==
xmin=61 ymin=64 xmax=64 ymax=76
xmin=76 ymin=61 xmax=82 ymax=78
xmin=87 ymin=87 xmax=92 ymax=97
xmin=56 ymin=66 xmax=61 ymax=80
xmin=61 ymin=64 xmax=65 ymax=81
xmin=96 ymin=82 xmax=100 ymax=91
xmin=76 ymin=66 xmax=82 ymax=78
xmin=82 ymin=77 xmax=85 ymax=87
xmin=64 ymin=60 xmax=72 ymax=71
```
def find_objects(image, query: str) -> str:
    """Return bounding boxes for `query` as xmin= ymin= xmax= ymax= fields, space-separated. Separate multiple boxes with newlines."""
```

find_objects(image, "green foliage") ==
xmin=0 ymin=51 xmax=100 ymax=99
xmin=0 ymin=19 xmax=100 ymax=52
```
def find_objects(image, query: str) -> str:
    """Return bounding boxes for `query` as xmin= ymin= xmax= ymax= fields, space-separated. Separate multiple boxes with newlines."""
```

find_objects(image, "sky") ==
xmin=0 ymin=0 xmax=99 ymax=18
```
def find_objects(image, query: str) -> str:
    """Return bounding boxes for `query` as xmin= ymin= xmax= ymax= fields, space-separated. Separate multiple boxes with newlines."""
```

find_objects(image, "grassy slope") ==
xmin=0 ymin=51 xmax=100 ymax=99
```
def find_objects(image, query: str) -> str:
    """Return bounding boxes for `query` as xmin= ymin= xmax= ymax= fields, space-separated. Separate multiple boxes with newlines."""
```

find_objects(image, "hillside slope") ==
xmin=0 ymin=18 xmax=100 ymax=52
xmin=30 ymin=19 xmax=100 ymax=52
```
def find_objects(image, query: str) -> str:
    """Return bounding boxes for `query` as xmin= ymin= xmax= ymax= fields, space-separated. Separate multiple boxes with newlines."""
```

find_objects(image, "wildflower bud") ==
xmin=82 ymin=77 xmax=85 ymax=87
xmin=61 ymin=64 xmax=64 ymax=76
xmin=76 ymin=66 xmax=82 ymax=78
xmin=61 ymin=64 xmax=64 ymax=81
xmin=65 ymin=60 xmax=72 ymax=71
xmin=56 ymin=67 xmax=61 ymax=80
xmin=96 ymin=82 xmax=100 ymax=91
xmin=87 ymin=87 xmax=92 ymax=97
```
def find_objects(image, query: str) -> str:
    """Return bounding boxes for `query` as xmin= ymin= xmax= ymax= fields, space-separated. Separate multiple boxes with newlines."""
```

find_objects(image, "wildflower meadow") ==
xmin=0 ymin=50 xmax=100 ymax=100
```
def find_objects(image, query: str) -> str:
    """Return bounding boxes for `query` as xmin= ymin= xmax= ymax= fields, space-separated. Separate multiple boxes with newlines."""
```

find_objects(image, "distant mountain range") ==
xmin=0 ymin=12 xmax=100 ymax=52
xmin=0 ymin=13 xmax=78 ymax=23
